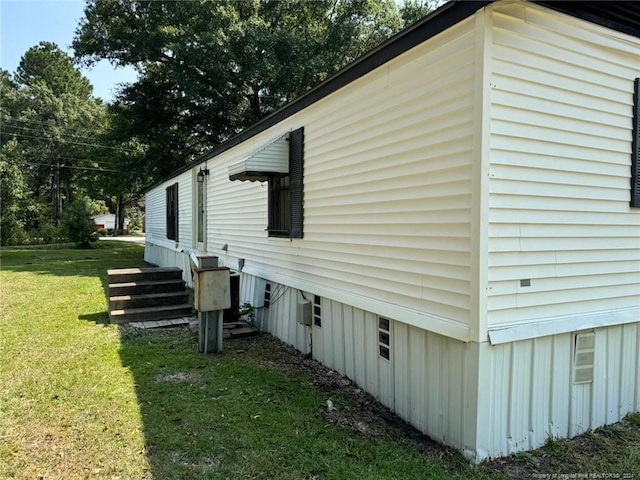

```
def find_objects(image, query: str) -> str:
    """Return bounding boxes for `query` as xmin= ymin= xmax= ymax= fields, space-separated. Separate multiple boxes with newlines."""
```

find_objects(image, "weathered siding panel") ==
xmin=487 ymin=3 xmax=640 ymax=329
xmin=479 ymin=322 xmax=640 ymax=459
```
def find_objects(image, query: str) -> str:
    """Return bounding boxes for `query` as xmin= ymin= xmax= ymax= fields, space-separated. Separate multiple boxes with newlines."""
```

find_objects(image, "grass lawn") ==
xmin=1 ymin=243 xmax=638 ymax=479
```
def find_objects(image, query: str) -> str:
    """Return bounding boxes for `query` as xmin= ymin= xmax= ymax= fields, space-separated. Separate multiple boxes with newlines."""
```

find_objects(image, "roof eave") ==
xmin=145 ymin=0 xmax=491 ymax=191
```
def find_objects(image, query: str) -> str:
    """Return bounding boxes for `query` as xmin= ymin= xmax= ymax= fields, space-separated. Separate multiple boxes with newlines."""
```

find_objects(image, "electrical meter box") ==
xmin=193 ymin=266 xmax=231 ymax=312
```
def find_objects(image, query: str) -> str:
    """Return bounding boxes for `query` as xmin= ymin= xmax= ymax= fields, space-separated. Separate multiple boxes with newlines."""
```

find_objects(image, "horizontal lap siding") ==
xmin=145 ymin=173 xmax=193 ymax=283
xmin=487 ymin=4 xmax=640 ymax=327
xmin=201 ymin=18 xmax=477 ymax=337
xmin=177 ymin=171 xmax=193 ymax=248
xmin=145 ymin=187 xmax=165 ymax=243
xmin=305 ymin=18 xmax=476 ymax=327
xmin=145 ymin=172 xmax=193 ymax=248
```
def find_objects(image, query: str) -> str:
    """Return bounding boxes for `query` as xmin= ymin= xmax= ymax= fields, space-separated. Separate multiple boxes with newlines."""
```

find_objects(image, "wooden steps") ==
xmin=107 ymin=267 xmax=192 ymax=324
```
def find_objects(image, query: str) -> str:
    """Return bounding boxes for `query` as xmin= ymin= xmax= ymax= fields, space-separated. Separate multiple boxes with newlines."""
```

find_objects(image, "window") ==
xmin=378 ymin=317 xmax=391 ymax=360
xmin=166 ymin=183 xmax=179 ymax=241
xmin=631 ymin=77 xmax=640 ymax=207
xmin=263 ymin=283 xmax=271 ymax=308
xmin=268 ymin=175 xmax=290 ymax=235
xmin=313 ymin=295 xmax=322 ymax=327
xmin=268 ymin=127 xmax=304 ymax=238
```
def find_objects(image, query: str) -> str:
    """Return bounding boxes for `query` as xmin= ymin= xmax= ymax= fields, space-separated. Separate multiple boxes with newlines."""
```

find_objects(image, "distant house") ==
xmin=144 ymin=0 xmax=640 ymax=462
xmin=92 ymin=213 xmax=129 ymax=231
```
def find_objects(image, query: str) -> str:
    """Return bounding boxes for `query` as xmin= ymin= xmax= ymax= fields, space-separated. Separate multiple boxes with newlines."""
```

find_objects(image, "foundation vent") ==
xmin=573 ymin=332 xmax=595 ymax=384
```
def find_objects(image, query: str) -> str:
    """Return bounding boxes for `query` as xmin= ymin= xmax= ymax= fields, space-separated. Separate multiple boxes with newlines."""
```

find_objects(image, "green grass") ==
xmin=1 ymin=243 xmax=638 ymax=479
xmin=0 ymin=243 xmax=498 ymax=479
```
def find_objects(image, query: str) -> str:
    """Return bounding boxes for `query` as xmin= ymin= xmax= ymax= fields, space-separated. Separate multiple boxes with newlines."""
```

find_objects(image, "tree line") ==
xmin=1 ymin=0 xmax=437 ymax=247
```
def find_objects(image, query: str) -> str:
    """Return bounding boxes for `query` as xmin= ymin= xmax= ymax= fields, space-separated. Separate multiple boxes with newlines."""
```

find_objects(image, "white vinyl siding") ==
xmin=486 ymin=3 xmax=640 ymax=329
xmin=144 ymin=171 xmax=194 ymax=283
xmin=197 ymin=17 xmax=478 ymax=341
xmin=144 ymin=1 xmax=640 ymax=462
xmin=177 ymin=171 xmax=193 ymax=248
xmin=145 ymin=184 xmax=165 ymax=242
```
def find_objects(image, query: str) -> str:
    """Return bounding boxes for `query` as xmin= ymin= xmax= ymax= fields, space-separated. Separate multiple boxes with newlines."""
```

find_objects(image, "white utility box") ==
xmin=193 ymin=266 xmax=231 ymax=312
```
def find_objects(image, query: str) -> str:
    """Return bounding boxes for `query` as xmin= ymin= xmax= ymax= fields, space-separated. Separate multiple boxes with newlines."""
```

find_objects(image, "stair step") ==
xmin=108 ymin=279 xmax=186 ymax=296
xmin=109 ymin=291 xmax=189 ymax=310
xmin=109 ymin=304 xmax=193 ymax=324
xmin=107 ymin=267 xmax=183 ymax=284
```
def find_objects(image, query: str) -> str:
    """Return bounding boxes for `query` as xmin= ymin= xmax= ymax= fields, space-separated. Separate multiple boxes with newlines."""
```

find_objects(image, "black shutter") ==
xmin=289 ymin=127 xmax=304 ymax=238
xmin=631 ymin=78 xmax=640 ymax=208
xmin=166 ymin=185 xmax=173 ymax=240
xmin=174 ymin=183 xmax=179 ymax=242
xmin=166 ymin=183 xmax=179 ymax=241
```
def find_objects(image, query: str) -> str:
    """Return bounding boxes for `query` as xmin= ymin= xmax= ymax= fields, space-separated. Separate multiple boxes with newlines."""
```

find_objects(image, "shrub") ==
xmin=60 ymin=196 xmax=100 ymax=249
xmin=39 ymin=223 xmax=67 ymax=244
xmin=1 ymin=222 xmax=29 ymax=246
xmin=97 ymin=228 xmax=108 ymax=237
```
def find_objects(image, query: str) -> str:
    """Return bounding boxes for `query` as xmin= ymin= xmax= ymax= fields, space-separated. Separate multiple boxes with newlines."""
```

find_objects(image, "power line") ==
xmin=1 ymin=132 xmax=137 ymax=152
xmin=28 ymin=162 xmax=116 ymax=172
xmin=3 ymin=123 xmax=101 ymax=142
xmin=5 ymin=117 xmax=100 ymax=136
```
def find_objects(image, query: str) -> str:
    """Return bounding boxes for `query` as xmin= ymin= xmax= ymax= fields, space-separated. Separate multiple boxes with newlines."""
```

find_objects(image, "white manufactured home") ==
xmin=145 ymin=0 xmax=640 ymax=462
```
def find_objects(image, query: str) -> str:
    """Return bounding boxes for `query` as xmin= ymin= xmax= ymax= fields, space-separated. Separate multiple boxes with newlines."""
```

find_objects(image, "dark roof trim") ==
xmin=535 ymin=1 xmax=640 ymax=40
xmin=147 ymin=0 xmax=490 ymax=190
xmin=148 ymin=0 xmax=640 ymax=191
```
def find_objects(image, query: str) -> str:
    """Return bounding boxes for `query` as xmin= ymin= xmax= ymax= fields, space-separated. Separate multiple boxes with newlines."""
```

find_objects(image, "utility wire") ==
xmin=2 ymin=126 xmax=138 ymax=158
xmin=2 ymin=123 xmax=112 ymax=144
xmin=4 ymin=118 xmax=102 ymax=136
xmin=2 ymin=132 xmax=136 ymax=152
xmin=28 ymin=162 xmax=116 ymax=172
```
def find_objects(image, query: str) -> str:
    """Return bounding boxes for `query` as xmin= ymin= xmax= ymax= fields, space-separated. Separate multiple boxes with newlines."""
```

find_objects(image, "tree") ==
xmin=72 ymin=0 xmax=431 ymax=183
xmin=16 ymin=41 xmax=93 ymax=97
xmin=399 ymin=0 xmax=443 ymax=27
xmin=1 ymin=45 xmax=110 ymax=246
xmin=60 ymin=195 xmax=101 ymax=248
xmin=87 ymin=104 xmax=150 ymax=234
xmin=0 ymin=139 xmax=30 ymax=245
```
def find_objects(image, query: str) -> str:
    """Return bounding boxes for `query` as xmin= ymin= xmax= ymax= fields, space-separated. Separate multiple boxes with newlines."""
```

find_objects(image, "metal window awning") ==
xmin=228 ymin=134 xmax=289 ymax=182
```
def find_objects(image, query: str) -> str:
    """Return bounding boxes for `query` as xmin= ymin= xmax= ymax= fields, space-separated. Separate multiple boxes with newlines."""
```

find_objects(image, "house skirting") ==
xmin=143 ymin=242 xmax=640 ymax=462
xmin=240 ymin=272 xmax=640 ymax=463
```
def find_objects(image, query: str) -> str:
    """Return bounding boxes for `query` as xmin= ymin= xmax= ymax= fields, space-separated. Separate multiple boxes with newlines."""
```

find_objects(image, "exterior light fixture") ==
xmin=196 ymin=167 xmax=210 ymax=183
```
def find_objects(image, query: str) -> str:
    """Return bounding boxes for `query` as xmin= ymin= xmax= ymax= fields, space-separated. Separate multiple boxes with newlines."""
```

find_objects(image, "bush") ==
xmin=39 ymin=223 xmax=67 ymax=244
xmin=1 ymin=222 xmax=29 ymax=246
xmin=97 ymin=228 xmax=108 ymax=237
xmin=60 ymin=196 xmax=100 ymax=249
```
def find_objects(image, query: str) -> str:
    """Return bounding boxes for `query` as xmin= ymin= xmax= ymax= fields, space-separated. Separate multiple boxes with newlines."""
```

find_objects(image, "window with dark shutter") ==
xmin=631 ymin=78 xmax=640 ymax=208
xmin=166 ymin=183 xmax=179 ymax=241
xmin=289 ymin=127 xmax=304 ymax=238
xmin=268 ymin=127 xmax=304 ymax=238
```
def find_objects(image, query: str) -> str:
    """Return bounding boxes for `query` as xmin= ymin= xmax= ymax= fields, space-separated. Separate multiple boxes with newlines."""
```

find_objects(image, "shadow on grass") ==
xmin=78 ymin=312 xmax=110 ymax=325
xmin=2 ymin=242 xmax=149 ymax=321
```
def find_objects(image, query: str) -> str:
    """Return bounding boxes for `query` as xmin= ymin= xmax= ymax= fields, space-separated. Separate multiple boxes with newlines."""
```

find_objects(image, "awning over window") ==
xmin=228 ymin=134 xmax=288 ymax=182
